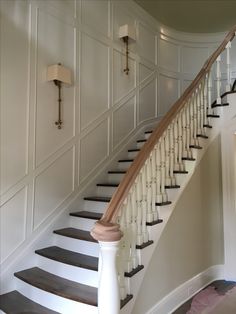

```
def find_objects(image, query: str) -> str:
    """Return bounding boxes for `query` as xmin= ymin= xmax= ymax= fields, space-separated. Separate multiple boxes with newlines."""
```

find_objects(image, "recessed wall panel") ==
xmin=159 ymin=75 xmax=179 ymax=116
xmin=139 ymin=79 xmax=156 ymax=122
xmin=0 ymin=1 xmax=29 ymax=193
xmin=182 ymin=46 xmax=208 ymax=74
xmin=80 ymin=119 xmax=108 ymax=181
xmin=81 ymin=0 xmax=109 ymax=37
xmin=113 ymin=97 xmax=135 ymax=148
xmin=33 ymin=148 xmax=74 ymax=229
xmin=36 ymin=9 xmax=75 ymax=166
xmin=81 ymin=34 xmax=109 ymax=129
xmin=138 ymin=24 xmax=156 ymax=64
xmin=113 ymin=50 xmax=135 ymax=103
xmin=159 ymin=38 xmax=179 ymax=72
xmin=0 ymin=188 xmax=27 ymax=263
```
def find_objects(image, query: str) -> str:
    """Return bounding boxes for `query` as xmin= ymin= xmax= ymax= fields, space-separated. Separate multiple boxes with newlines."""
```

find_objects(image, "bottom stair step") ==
xmin=0 ymin=290 xmax=59 ymax=314
xmin=14 ymin=267 xmax=98 ymax=306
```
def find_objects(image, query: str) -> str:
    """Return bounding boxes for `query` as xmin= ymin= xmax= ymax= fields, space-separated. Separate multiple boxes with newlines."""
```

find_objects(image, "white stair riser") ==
xmin=53 ymin=234 xmax=99 ymax=257
xmin=144 ymin=133 xmax=152 ymax=139
xmin=70 ymin=216 xmax=97 ymax=231
xmin=96 ymin=186 xmax=117 ymax=197
xmin=107 ymin=173 xmax=125 ymax=183
xmin=36 ymin=255 xmax=99 ymax=287
xmin=15 ymin=279 xmax=98 ymax=314
xmin=118 ymin=161 xmax=133 ymax=171
xmin=83 ymin=200 xmax=108 ymax=212
xmin=127 ymin=150 xmax=139 ymax=159
xmin=136 ymin=141 xmax=146 ymax=149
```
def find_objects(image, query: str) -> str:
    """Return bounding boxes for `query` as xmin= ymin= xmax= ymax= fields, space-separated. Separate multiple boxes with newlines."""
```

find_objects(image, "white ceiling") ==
xmin=134 ymin=0 xmax=236 ymax=33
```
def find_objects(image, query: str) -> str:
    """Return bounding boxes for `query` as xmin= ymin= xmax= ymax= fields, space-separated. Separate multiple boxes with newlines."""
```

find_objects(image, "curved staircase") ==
xmin=1 ymin=27 xmax=236 ymax=314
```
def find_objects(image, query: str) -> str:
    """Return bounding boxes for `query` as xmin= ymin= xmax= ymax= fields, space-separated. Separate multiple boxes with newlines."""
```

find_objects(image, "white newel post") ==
xmin=91 ymin=221 xmax=123 ymax=314
xmin=98 ymin=240 xmax=121 ymax=314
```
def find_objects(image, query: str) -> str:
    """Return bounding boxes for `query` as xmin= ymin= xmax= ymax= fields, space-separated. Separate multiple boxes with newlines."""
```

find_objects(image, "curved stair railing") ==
xmin=91 ymin=26 xmax=236 ymax=314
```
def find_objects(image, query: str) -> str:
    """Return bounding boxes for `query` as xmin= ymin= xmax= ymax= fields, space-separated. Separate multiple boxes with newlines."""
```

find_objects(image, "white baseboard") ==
xmin=146 ymin=265 xmax=225 ymax=314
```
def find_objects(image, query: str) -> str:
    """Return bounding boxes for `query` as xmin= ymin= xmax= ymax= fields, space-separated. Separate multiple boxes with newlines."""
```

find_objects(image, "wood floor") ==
xmin=173 ymin=280 xmax=236 ymax=314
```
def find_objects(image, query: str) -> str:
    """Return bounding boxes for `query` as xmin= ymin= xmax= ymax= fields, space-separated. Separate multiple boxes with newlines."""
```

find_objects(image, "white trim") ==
xmin=146 ymin=265 xmax=224 ymax=314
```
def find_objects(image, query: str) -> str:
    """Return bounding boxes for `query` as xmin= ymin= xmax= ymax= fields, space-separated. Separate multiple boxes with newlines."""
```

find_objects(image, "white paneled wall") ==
xmin=0 ymin=0 xmax=233 ymax=274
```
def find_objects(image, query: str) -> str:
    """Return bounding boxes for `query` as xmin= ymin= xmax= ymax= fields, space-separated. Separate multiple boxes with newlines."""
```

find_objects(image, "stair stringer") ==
xmin=0 ymin=118 xmax=160 ymax=295
xmin=120 ymin=93 xmax=236 ymax=314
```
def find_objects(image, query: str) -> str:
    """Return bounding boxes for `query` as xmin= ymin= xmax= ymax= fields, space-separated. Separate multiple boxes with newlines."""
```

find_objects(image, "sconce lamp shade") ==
xmin=47 ymin=64 xmax=72 ymax=85
xmin=118 ymin=24 xmax=136 ymax=41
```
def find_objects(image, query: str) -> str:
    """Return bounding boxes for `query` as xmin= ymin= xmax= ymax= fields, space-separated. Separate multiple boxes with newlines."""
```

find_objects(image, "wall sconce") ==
xmin=119 ymin=24 xmax=136 ymax=75
xmin=47 ymin=63 xmax=72 ymax=129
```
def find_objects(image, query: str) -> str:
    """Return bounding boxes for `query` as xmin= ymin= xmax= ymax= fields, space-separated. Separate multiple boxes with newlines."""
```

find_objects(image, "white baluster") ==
xmin=151 ymin=149 xmax=158 ymax=221
xmin=216 ymin=55 xmax=222 ymax=104
xmin=136 ymin=174 xmax=143 ymax=246
xmin=155 ymin=143 xmax=163 ymax=204
xmin=169 ymin=122 xmax=176 ymax=185
xmin=141 ymin=166 xmax=149 ymax=243
xmin=203 ymin=75 xmax=208 ymax=129
xmin=186 ymin=101 xmax=193 ymax=157
xmin=177 ymin=114 xmax=184 ymax=170
xmin=208 ymin=70 xmax=213 ymax=115
xmin=160 ymin=135 xmax=168 ymax=202
xmin=173 ymin=117 xmax=180 ymax=171
xmin=165 ymin=128 xmax=171 ymax=186
xmin=181 ymin=107 xmax=188 ymax=158
xmin=146 ymin=157 xmax=153 ymax=223
xmin=130 ymin=186 xmax=138 ymax=269
xmin=226 ymin=41 xmax=232 ymax=92
xmin=193 ymin=91 xmax=199 ymax=146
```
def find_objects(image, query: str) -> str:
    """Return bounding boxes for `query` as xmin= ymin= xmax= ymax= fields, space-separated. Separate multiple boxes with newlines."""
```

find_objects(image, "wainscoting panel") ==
xmin=81 ymin=0 xmax=109 ymax=37
xmin=113 ymin=97 xmax=135 ymax=148
xmin=138 ymin=23 xmax=156 ymax=64
xmin=113 ymin=50 xmax=136 ymax=104
xmin=182 ymin=46 xmax=209 ymax=74
xmin=139 ymin=79 xmax=156 ymax=122
xmin=0 ymin=187 xmax=27 ymax=263
xmin=0 ymin=0 xmax=30 ymax=194
xmin=35 ymin=8 xmax=75 ymax=167
xmin=159 ymin=74 xmax=179 ymax=116
xmin=80 ymin=119 xmax=109 ymax=182
xmin=159 ymin=37 xmax=180 ymax=73
xmin=80 ymin=33 xmax=109 ymax=129
xmin=33 ymin=147 xmax=75 ymax=230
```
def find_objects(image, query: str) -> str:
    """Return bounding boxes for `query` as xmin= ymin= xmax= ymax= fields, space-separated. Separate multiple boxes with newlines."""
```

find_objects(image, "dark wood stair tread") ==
xmin=136 ymin=240 xmax=154 ymax=249
xmin=156 ymin=201 xmax=172 ymax=206
xmin=145 ymin=130 xmax=153 ymax=134
xmin=108 ymin=170 xmax=126 ymax=174
xmin=190 ymin=145 xmax=202 ymax=149
xmin=84 ymin=196 xmax=111 ymax=202
xmin=197 ymin=134 xmax=208 ymax=139
xmin=35 ymin=246 xmax=98 ymax=271
xmin=212 ymin=102 xmax=229 ymax=108
xmin=146 ymin=219 xmax=163 ymax=226
xmin=70 ymin=211 xmax=103 ymax=220
xmin=14 ymin=267 xmax=97 ymax=306
xmin=0 ymin=290 xmax=59 ymax=314
xmin=53 ymin=228 xmax=97 ymax=243
xmin=165 ymin=185 xmax=180 ymax=189
xmin=182 ymin=157 xmax=196 ymax=161
xmin=96 ymin=183 xmax=119 ymax=187
xmin=128 ymin=148 xmax=140 ymax=152
xmin=207 ymin=114 xmax=220 ymax=118
xmin=118 ymin=159 xmax=134 ymax=162
xmin=203 ymin=124 xmax=213 ymax=128
xmin=173 ymin=170 xmax=188 ymax=174
xmin=137 ymin=139 xmax=147 ymax=143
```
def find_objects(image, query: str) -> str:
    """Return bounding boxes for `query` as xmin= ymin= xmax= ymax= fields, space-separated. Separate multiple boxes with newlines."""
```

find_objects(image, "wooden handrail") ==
xmin=102 ymin=25 xmax=236 ymax=224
